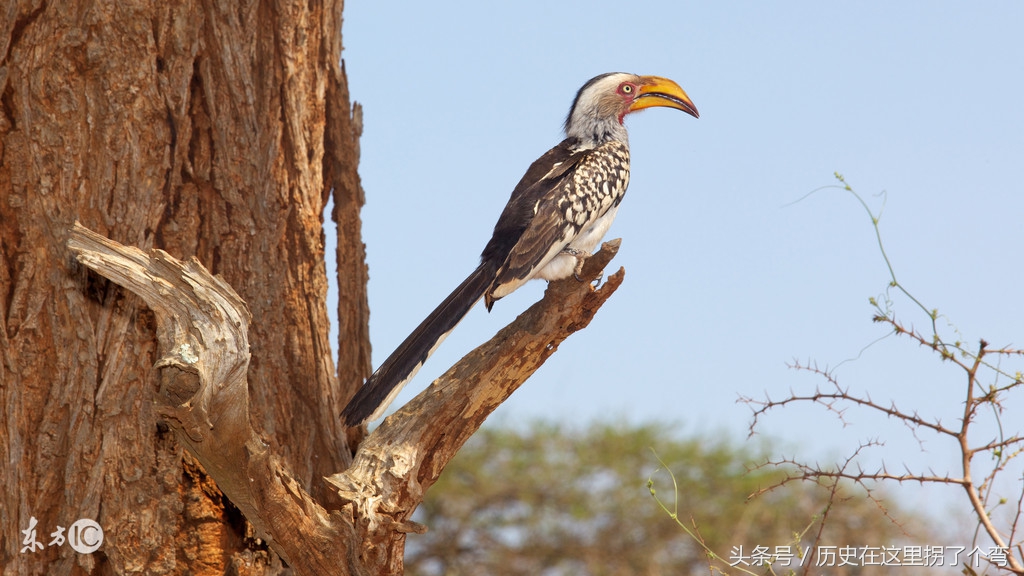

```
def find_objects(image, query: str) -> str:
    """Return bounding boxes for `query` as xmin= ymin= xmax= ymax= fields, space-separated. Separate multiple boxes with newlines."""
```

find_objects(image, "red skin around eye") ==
xmin=615 ymin=83 xmax=640 ymax=123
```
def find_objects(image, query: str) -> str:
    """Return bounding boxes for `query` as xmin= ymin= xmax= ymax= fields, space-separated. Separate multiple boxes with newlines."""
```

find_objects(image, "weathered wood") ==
xmin=67 ymin=222 xmax=623 ymax=575
xmin=67 ymin=223 xmax=355 ymax=574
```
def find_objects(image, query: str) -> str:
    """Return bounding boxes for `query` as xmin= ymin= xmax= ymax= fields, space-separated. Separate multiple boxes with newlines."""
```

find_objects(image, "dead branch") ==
xmin=326 ymin=239 xmax=624 ymax=571
xmin=66 ymin=222 xmax=623 ymax=575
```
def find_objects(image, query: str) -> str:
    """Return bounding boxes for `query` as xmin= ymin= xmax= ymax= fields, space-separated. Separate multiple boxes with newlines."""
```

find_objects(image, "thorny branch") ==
xmin=741 ymin=176 xmax=1024 ymax=574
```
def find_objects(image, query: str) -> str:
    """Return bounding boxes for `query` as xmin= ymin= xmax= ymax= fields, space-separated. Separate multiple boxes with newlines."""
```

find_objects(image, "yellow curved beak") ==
xmin=630 ymin=76 xmax=699 ymax=118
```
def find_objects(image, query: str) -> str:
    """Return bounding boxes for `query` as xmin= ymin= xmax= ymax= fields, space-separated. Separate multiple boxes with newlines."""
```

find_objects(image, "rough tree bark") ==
xmin=2 ymin=0 xmax=359 ymax=573
xmin=1 ymin=1 xmax=624 ymax=575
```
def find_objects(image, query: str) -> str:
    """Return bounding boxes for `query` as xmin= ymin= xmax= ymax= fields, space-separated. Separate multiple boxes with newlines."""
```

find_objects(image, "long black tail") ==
xmin=341 ymin=264 xmax=494 ymax=426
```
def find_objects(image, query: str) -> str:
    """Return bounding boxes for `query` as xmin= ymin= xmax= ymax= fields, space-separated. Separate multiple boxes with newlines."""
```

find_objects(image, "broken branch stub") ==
xmin=67 ymin=223 xmax=251 ymax=438
xmin=66 ymin=223 xmax=357 ymax=574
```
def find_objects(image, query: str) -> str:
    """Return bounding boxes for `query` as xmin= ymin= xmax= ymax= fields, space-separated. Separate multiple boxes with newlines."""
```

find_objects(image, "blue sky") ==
xmin=332 ymin=1 xmax=1024 ymax=527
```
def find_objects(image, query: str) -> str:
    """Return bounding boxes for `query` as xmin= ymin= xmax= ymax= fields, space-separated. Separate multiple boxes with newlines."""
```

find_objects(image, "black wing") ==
xmin=480 ymin=138 xmax=594 ymax=308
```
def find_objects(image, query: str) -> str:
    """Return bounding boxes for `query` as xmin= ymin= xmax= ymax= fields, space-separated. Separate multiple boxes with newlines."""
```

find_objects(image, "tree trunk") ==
xmin=1 ymin=0 xmax=362 ymax=573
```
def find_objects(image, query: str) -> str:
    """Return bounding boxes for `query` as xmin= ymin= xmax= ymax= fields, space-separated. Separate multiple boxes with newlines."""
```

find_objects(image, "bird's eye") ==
xmin=620 ymin=84 xmax=634 ymax=94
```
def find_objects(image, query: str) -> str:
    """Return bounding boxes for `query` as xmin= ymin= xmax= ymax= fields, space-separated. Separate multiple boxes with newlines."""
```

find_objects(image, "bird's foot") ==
xmin=561 ymin=247 xmax=590 ymax=282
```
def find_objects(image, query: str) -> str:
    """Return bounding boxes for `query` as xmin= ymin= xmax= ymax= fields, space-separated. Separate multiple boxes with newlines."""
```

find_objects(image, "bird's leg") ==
xmin=561 ymin=247 xmax=591 ymax=282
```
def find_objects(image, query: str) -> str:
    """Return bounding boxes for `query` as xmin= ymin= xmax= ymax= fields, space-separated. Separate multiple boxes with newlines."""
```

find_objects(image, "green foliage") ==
xmin=406 ymin=421 xmax=925 ymax=576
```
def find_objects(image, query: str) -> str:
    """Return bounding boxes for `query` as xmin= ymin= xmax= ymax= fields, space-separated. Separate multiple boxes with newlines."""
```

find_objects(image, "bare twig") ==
xmin=742 ymin=176 xmax=1024 ymax=574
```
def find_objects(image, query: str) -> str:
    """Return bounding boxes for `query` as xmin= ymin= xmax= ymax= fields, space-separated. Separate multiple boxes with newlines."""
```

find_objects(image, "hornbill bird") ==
xmin=341 ymin=72 xmax=698 ymax=426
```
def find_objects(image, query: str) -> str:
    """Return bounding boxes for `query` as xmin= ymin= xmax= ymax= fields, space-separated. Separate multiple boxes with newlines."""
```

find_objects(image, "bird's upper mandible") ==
xmin=564 ymin=73 xmax=699 ymax=146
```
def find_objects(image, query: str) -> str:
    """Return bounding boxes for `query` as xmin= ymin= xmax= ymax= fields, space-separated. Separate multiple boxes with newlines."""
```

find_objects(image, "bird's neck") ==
xmin=565 ymin=116 xmax=629 ymax=150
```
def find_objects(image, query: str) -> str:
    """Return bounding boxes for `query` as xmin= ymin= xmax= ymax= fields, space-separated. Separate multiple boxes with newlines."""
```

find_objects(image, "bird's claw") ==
xmin=562 ymin=247 xmax=590 ymax=282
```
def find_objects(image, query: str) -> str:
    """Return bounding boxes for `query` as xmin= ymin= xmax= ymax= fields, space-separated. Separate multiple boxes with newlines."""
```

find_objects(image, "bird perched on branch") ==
xmin=341 ymin=72 xmax=699 ymax=426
